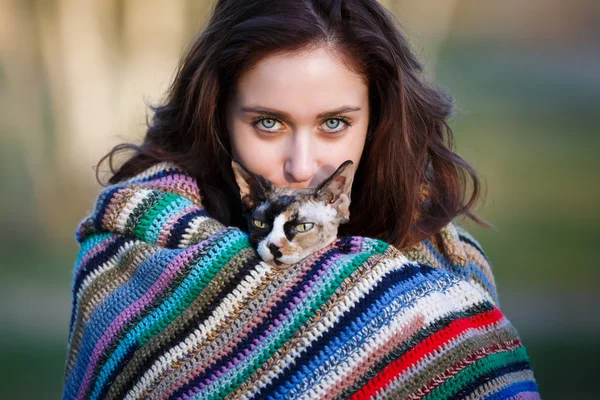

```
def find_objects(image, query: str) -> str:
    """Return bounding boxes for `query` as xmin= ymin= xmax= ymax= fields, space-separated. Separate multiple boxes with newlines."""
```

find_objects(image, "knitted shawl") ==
xmin=61 ymin=161 xmax=539 ymax=400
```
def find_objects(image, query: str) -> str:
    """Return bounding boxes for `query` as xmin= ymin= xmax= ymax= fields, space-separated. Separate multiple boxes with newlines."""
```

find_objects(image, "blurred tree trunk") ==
xmin=0 ymin=0 xmax=50 ymax=239
xmin=116 ymin=0 xmax=187 ymax=168
xmin=30 ymin=0 xmax=121 ymax=243
xmin=0 ymin=0 xmax=47 ymax=171
xmin=33 ymin=0 xmax=187 ymax=242
xmin=379 ymin=0 xmax=458 ymax=79
xmin=40 ymin=0 xmax=120 ymax=184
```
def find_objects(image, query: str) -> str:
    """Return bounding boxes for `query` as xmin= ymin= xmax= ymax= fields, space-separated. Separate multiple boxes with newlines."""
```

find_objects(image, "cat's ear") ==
xmin=231 ymin=160 xmax=273 ymax=211
xmin=315 ymin=160 xmax=354 ymax=215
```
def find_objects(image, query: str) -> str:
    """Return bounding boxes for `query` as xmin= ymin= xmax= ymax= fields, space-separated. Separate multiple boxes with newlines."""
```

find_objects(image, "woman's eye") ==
xmin=253 ymin=117 xmax=284 ymax=134
xmin=252 ymin=219 xmax=267 ymax=229
xmin=321 ymin=117 xmax=352 ymax=134
xmin=295 ymin=222 xmax=314 ymax=232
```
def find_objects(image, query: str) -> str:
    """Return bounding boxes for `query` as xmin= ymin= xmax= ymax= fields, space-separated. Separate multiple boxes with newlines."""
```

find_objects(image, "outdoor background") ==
xmin=1 ymin=0 xmax=598 ymax=398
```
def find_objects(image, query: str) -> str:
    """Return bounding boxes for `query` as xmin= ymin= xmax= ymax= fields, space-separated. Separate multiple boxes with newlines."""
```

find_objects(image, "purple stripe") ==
xmin=142 ymin=174 xmax=200 ymax=193
xmin=157 ymin=205 xmax=202 ymax=246
xmin=510 ymin=392 xmax=541 ymax=400
xmin=77 ymin=237 xmax=114 ymax=272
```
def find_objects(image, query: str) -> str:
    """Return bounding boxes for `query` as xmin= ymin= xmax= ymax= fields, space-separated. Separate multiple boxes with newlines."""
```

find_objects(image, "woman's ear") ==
xmin=231 ymin=160 xmax=273 ymax=210
xmin=315 ymin=160 xmax=355 ymax=207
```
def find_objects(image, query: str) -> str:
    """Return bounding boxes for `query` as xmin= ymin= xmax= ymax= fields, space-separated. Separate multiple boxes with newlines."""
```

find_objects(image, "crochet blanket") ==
xmin=61 ymin=162 xmax=539 ymax=400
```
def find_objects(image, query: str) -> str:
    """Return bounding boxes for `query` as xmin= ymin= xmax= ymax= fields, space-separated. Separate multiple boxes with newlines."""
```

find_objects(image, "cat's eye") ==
xmin=295 ymin=223 xmax=314 ymax=232
xmin=252 ymin=219 xmax=267 ymax=229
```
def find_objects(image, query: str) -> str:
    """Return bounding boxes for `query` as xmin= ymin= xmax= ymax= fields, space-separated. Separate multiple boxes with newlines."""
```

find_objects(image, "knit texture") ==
xmin=62 ymin=161 xmax=539 ymax=399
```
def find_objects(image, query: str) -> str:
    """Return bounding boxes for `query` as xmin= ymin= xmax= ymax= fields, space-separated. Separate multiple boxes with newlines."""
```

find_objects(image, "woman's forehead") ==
xmin=234 ymin=47 xmax=368 ymax=120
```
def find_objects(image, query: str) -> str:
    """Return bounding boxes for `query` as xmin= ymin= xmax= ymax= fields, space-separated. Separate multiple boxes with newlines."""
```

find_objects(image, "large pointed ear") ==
xmin=315 ymin=160 xmax=355 ymax=208
xmin=231 ymin=160 xmax=273 ymax=211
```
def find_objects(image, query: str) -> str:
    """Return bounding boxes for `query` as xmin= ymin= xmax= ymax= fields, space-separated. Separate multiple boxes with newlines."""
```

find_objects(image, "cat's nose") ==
xmin=268 ymin=243 xmax=282 ymax=259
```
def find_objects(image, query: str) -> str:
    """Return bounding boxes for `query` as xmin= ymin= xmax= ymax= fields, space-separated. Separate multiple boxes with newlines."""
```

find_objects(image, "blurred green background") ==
xmin=1 ymin=0 xmax=598 ymax=398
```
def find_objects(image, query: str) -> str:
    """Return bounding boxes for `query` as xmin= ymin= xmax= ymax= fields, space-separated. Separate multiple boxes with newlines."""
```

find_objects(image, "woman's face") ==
xmin=226 ymin=46 xmax=369 ymax=189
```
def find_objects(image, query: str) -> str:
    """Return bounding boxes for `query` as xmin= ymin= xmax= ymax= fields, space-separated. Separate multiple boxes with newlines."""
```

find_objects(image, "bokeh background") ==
xmin=1 ymin=0 xmax=598 ymax=398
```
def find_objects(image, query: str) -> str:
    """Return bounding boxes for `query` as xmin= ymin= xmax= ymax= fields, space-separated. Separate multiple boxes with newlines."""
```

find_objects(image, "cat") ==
xmin=231 ymin=159 xmax=355 ymax=265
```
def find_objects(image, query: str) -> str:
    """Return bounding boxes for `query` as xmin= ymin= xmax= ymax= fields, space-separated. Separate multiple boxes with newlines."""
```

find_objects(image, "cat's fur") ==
xmin=231 ymin=160 xmax=355 ymax=265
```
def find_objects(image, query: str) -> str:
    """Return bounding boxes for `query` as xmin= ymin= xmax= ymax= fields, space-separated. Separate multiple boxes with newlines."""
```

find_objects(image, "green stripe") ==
xmin=424 ymin=346 xmax=530 ymax=400
xmin=133 ymin=192 xmax=180 ymax=240
xmin=124 ymin=190 xmax=162 ymax=236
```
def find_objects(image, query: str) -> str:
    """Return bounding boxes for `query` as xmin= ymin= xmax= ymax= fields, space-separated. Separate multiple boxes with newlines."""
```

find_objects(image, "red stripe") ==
xmin=350 ymin=306 xmax=505 ymax=400
xmin=406 ymin=339 xmax=523 ymax=399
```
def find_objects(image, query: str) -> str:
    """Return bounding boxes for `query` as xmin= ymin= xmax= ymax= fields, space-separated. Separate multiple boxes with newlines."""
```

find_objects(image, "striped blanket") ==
xmin=61 ymin=161 xmax=539 ymax=399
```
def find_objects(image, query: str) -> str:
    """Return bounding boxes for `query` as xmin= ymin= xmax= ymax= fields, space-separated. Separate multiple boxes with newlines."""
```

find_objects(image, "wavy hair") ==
xmin=96 ymin=0 xmax=491 ymax=250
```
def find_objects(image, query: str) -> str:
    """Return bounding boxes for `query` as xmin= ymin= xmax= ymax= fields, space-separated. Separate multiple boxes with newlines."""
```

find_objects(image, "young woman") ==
xmin=62 ymin=0 xmax=539 ymax=398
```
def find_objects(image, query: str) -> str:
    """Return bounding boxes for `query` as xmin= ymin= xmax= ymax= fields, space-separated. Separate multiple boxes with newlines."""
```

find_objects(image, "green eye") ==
xmin=296 ymin=223 xmax=314 ymax=232
xmin=252 ymin=219 xmax=266 ymax=229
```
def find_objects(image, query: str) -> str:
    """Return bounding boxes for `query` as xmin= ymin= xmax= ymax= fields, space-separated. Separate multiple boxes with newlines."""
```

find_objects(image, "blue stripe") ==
xmin=423 ymin=239 xmax=497 ymax=303
xmin=92 ymin=186 xmax=121 ymax=231
xmin=483 ymin=380 xmax=539 ymax=399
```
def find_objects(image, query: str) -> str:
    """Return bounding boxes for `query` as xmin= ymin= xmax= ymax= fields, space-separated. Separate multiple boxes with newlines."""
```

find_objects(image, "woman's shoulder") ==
xmin=402 ymin=219 xmax=500 ymax=307
xmin=75 ymin=161 xmax=212 ymax=247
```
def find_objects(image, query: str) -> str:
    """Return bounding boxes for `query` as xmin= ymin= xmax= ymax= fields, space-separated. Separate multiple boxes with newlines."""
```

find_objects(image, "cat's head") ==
xmin=231 ymin=160 xmax=355 ymax=265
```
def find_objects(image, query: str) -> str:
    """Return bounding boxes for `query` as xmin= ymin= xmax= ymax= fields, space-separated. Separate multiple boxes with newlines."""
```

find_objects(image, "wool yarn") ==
xmin=61 ymin=161 xmax=539 ymax=399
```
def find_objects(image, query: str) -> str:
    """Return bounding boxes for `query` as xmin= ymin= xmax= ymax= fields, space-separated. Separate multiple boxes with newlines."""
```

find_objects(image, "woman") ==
xmin=62 ymin=0 xmax=539 ymax=399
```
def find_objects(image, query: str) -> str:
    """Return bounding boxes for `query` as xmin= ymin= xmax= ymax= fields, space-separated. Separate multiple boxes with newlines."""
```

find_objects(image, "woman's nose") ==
xmin=284 ymin=160 xmax=314 ymax=184
xmin=284 ymin=136 xmax=316 ymax=184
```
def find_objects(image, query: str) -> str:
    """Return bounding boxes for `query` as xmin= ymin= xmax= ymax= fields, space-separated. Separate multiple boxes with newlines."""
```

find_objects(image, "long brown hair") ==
xmin=96 ymin=0 xmax=491 ymax=250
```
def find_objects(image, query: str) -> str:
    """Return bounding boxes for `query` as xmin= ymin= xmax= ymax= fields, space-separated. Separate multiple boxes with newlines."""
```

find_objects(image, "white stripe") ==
xmin=177 ymin=215 xmax=212 ymax=246
xmin=121 ymin=162 xmax=181 ymax=184
xmin=114 ymin=188 xmax=154 ymax=232
xmin=75 ymin=240 xmax=145 ymax=303
xmin=463 ymin=369 xmax=536 ymax=400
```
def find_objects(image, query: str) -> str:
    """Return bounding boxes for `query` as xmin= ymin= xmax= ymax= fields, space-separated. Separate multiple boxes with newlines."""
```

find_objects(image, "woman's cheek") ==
xmin=239 ymin=134 xmax=282 ymax=179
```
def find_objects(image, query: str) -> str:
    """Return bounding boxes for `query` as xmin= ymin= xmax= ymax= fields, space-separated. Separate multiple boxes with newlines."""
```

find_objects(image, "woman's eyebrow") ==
xmin=240 ymin=105 xmax=361 ymax=119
